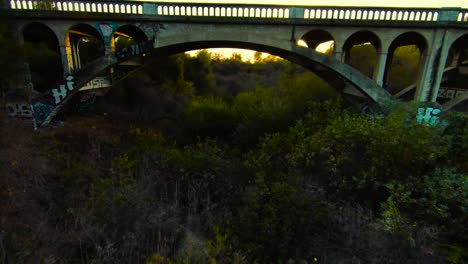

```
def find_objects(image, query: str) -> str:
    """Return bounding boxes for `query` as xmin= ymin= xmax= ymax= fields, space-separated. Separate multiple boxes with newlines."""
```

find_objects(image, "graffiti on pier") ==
xmin=6 ymin=102 xmax=33 ymax=118
xmin=438 ymin=87 xmax=467 ymax=100
xmin=79 ymin=76 xmax=112 ymax=91
xmin=96 ymin=23 xmax=119 ymax=47
xmin=115 ymin=37 xmax=155 ymax=61
xmin=31 ymin=102 xmax=54 ymax=126
xmin=417 ymin=107 xmax=441 ymax=126
xmin=52 ymin=76 xmax=75 ymax=105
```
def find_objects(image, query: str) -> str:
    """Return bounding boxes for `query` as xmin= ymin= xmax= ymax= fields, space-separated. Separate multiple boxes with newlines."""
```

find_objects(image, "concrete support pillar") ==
xmin=373 ymin=52 xmax=388 ymax=87
xmin=414 ymin=29 xmax=451 ymax=102
xmin=333 ymin=50 xmax=343 ymax=62
xmin=59 ymin=45 xmax=70 ymax=77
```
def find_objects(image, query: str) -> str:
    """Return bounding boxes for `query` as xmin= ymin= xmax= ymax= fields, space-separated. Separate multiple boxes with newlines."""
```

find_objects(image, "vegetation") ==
xmin=1 ymin=48 xmax=466 ymax=264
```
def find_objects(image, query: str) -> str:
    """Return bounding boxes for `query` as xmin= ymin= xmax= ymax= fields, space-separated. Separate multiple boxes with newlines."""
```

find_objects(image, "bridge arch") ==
xmin=299 ymin=29 xmax=335 ymax=55
xmin=446 ymin=33 xmax=468 ymax=67
xmin=342 ymin=30 xmax=381 ymax=78
xmin=66 ymin=23 xmax=105 ymax=72
xmin=38 ymin=30 xmax=394 ymax=127
xmin=111 ymin=24 xmax=148 ymax=52
xmin=22 ymin=22 xmax=63 ymax=92
xmin=75 ymin=39 xmax=392 ymax=105
xmin=384 ymin=31 xmax=428 ymax=96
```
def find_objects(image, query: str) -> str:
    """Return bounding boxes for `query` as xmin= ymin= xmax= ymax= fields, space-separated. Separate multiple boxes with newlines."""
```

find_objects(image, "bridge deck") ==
xmin=4 ymin=0 xmax=468 ymax=26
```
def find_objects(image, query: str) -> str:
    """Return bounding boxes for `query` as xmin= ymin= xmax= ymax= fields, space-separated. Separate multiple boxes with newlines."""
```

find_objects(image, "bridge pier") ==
xmin=415 ymin=29 xmax=452 ymax=102
xmin=373 ymin=52 xmax=388 ymax=87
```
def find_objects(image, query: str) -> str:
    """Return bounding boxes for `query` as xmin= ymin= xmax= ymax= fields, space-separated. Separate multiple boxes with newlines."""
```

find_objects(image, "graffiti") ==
xmin=417 ymin=107 xmax=441 ymax=126
xmin=438 ymin=87 xmax=467 ymax=100
xmin=52 ymin=76 xmax=75 ymax=105
xmin=115 ymin=37 xmax=155 ymax=61
xmin=79 ymin=76 xmax=112 ymax=91
xmin=136 ymin=23 xmax=165 ymax=38
xmin=6 ymin=102 xmax=33 ymax=118
xmin=97 ymin=23 xmax=119 ymax=47
xmin=31 ymin=102 xmax=54 ymax=126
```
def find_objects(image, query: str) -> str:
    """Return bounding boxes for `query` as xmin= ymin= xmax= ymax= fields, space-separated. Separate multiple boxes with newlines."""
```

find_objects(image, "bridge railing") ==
xmin=9 ymin=0 xmax=144 ymax=14
xmin=303 ymin=7 xmax=441 ymax=22
xmin=7 ymin=0 xmax=468 ymax=23
xmin=155 ymin=4 xmax=291 ymax=19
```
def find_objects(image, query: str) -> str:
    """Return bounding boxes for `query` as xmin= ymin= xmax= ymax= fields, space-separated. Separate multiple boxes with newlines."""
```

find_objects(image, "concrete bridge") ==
xmin=1 ymin=0 xmax=468 ymax=126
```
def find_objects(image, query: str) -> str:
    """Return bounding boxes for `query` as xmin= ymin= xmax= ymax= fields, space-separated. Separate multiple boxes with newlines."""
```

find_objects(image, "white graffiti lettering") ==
xmin=417 ymin=107 xmax=441 ymax=126
xmin=438 ymin=87 xmax=467 ymax=100
xmin=52 ymin=76 xmax=75 ymax=105
xmin=6 ymin=102 xmax=33 ymax=118
xmin=115 ymin=37 xmax=155 ymax=61
xmin=79 ymin=76 xmax=112 ymax=91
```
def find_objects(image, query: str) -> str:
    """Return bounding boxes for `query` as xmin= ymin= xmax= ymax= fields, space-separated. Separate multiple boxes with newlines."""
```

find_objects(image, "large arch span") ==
xmin=38 ymin=31 xmax=393 ymax=127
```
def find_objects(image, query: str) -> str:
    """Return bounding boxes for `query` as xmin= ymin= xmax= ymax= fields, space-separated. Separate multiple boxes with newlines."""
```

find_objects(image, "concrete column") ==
xmin=373 ymin=52 xmax=388 ymax=86
xmin=333 ymin=51 xmax=343 ymax=62
xmin=59 ymin=45 xmax=70 ymax=77
xmin=414 ymin=29 xmax=451 ymax=102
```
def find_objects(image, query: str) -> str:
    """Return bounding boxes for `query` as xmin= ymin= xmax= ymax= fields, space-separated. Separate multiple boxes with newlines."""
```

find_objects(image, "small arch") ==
xmin=397 ymin=11 xmax=403 ymax=20
xmin=339 ymin=10 xmax=344 ymax=19
xmin=204 ymin=7 xmax=208 ymax=16
xmin=304 ymin=9 xmax=309 ymax=18
xmin=427 ymin=12 xmax=433 ymax=21
xmin=415 ymin=11 xmax=421 ymax=20
xmin=300 ymin=29 xmax=335 ymax=55
xmin=267 ymin=8 xmax=272 ymax=18
xmin=66 ymin=24 xmax=105 ymax=72
xmin=363 ymin=10 xmax=369 ymax=19
xmin=22 ymin=22 xmax=63 ymax=92
xmin=112 ymin=24 xmax=148 ymax=53
xmin=209 ymin=7 xmax=214 ymax=16
xmin=138 ymin=5 xmax=143 ymax=14
xmin=85 ymin=3 xmax=90 ymax=12
xmin=385 ymin=32 xmax=428 ymax=96
xmin=421 ymin=12 xmax=427 ymax=21
xmin=342 ymin=30 xmax=381 ymax=77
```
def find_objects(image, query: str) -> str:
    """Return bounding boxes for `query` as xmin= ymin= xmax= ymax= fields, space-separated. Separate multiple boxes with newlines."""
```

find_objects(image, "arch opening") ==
xmin=384 ymin=32 xmax=427 ymax=97
xmin=299 ymin=30 xmax=335 ymax=56
xmin=114 ymin=40 xmax=390 ymax=105
xmin=66 ymin=24 xmax=105 ymax=72
xmin=439 ymin=34 xmax=468 ymax=105
xmin=22 ymin=22 xmax=63 ymax=92
xmin=111 ymin=24 xmax=148 ymax=52
xmin=343 ymin=30 xmax=380 ymax=78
